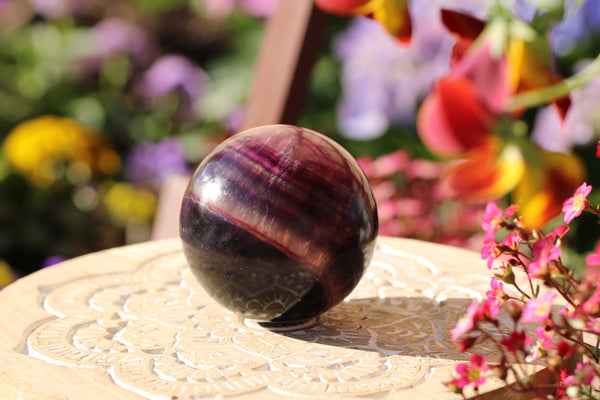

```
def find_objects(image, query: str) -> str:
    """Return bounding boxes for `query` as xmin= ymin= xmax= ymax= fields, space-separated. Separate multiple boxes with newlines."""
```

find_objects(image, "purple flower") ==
xmin=42 ymin=256 xmax=66 ymax=268
xmin=28 ymin=0 xmax=90 ymax=18
xmin=198 ymin=0 xmax=278 ymax=19
xmin=123 ymin=137 xmax=189 ymax=190
xmin=237 ymin=0 xmax=279 ymax=17
xmin=551 ymin=0 xmax=600 ymax=56
xmin=94 ymin=18 xmax=154 ymax=62
xmin=198 ymin=0 xmax=236 ymax=19
xmin=138 ymin=55 xmax=209 ymax=122
xmin=513 ymin=0 xmax=537 ymax=22
xmin=332 ymin=0 xmax=491 ymax=140
xmin=531 ymin=66 xmax=600 ymax=152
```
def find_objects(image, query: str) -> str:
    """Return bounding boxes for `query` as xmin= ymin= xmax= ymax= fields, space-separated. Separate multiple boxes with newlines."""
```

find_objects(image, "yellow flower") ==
xmin=506 ymin=37 xmax=560 ymax=94
xmin=103 ymin=182 xmax=157 ymax=226
xmin=2 ymin=116 xmax=120 ymax=187
xmin=0 ymin=260 xmax=18 ymax=288
xmin=370 ymin=0 xmax=412 ymax=44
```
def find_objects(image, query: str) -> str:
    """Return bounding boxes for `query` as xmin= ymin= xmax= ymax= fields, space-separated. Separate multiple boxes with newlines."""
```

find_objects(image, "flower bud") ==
xmin=506 ymin=300 xmax=523 ymax=322
xmin=498 ymin=264 xmax=516 ymax=285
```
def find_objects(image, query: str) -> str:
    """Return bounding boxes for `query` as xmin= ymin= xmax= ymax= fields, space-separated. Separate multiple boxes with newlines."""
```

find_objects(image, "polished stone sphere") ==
xmin=180 ymin=124 xmax=378 ymax=327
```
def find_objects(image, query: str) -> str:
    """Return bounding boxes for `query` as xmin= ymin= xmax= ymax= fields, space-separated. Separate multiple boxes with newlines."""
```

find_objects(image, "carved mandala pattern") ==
xmin=24 ymin=241 xmax=497 ymax=399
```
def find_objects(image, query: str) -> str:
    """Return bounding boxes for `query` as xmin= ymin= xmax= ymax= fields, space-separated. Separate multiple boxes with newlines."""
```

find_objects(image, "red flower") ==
xmin=440 ymin=8 xmax=571 ymax=118
xmin=458 ymin=336 xmax=478 ymax=352
xmin=417 ymin=26 xmax=584 ymax=229
xmin=314 ymin=0 xmax=412 ymax=43
xmin=417 ymin=76 xmax=496 ymax=158
xmin=556 ymin=341 xmax=575 ymax=359
xmin=440 ymin=9 xmax=485 ymax=67
xmin=500 ymin=329 xmax=529 ymax=353
xmin=314 ymin=0 xmax=372 ymax=15
xmin=417 ymin=42 xmax=525 ymax=203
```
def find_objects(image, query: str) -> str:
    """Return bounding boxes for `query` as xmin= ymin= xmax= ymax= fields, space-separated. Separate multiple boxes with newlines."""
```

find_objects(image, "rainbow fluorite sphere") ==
xmin=180 ymin=124 xmax=378 ymax=327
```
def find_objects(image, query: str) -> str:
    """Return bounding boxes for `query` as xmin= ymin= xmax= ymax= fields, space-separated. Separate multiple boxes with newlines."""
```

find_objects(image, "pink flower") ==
xmin=485 ymin=277 xmax=504 ymax=317
xmin=549 ymin=224 xmax=570 ymax=239
xmin=582 ymin=285 xmax=600 ymax=315
xmin=525 ymin=341 xmax=544 ymax=362
xmin=450 ymin=300 xmax=481 ymax=342
xmin=562 ymin=182 xmax=592 ymax=224
xmin=558 ymin=303 xmax=576 ymax=318
xmin=587 ymin=317 xmax=600 ymax=333
xmin=482 ymin=202 xmax=503 ymax=237
xmin=200 ymin=0 xmax=278 ymax=19
xmin=503 ymin=204 xmax=519 ymax=219
xmin=528 ymin=235 xmax=561 ymax=278
xmin=455 ymin=354 xmax=489 ymax=389
xmin=563 ymin=362 xmax=595 ymax=387
xmin=534 ymin=324 xmax=554 ymax=350
xmin=586 ymin=244 xmax=600 ymax=267
xmin=502 ymin=231 xmax=521 ymax=251
xmin=372 ymin=150 xmax=410 ymax=178
xmin=521 ymin=292 xmax=557 ymax=324
xmin=481 ymin=237 xmax=501 ymax=270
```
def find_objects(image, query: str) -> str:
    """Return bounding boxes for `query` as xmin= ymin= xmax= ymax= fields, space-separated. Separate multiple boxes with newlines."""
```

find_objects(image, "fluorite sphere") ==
xmin=180 ymin=124 xmax=378 ymax=326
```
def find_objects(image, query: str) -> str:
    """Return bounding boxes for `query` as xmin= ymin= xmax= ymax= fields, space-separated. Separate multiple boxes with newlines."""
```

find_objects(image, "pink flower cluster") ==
xmin=448 ymin=182 xmax=600 ymax=398
xmin=358 ymin=149 xmax=486 ymax=248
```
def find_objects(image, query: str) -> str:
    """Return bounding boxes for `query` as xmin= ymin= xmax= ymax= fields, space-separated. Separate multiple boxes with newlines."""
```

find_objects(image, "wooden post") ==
xmin=239 ymin=0 xmax=328 ymax=130
xmin=151 ymin=1 xmax=328 ymax=240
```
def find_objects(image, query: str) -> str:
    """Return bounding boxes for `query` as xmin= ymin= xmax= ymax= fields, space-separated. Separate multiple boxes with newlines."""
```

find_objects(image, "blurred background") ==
xmin=1 ymin=0 xmax=599 ymax=287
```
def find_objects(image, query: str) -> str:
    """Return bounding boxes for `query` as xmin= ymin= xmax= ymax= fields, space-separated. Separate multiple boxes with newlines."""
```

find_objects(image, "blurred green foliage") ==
xmin=0 ymin=0 xmax=277 ymax=276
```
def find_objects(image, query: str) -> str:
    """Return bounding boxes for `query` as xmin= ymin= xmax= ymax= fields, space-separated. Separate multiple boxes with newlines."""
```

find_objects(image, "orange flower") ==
xmin=445 ymin=142 xmax=525 ymax=202
xmin=315 ymin=0 xmax=412 ymax=43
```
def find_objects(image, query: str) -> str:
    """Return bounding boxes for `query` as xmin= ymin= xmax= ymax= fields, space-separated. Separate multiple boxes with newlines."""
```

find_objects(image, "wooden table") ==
xmin=0 ymin=237 xmax=540 ymax=399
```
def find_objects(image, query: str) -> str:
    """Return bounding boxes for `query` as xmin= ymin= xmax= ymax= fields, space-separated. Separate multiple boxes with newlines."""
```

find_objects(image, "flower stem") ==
xmin=504 ymin=53 xmax=600 ymax=112
xmin=585 ymin=201 xmax=600 ymax=218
